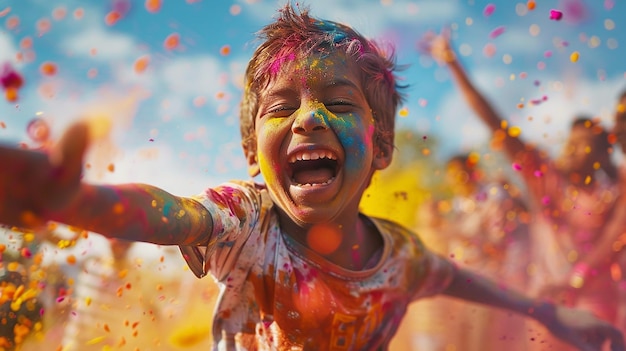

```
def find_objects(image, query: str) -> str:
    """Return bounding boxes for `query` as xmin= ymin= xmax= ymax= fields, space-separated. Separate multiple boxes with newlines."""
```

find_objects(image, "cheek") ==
xmin=259 ymin=118 xmax=285 ymax=140
xmin=364 ymin=124 xmax=375 ymax=147
xmin=257 ymin=152 xmax=274 ymax=179
xmin=257 ymin=121 xmax=286 ymax=179
xmin=331 ymin=114 xmax=372 ymax=156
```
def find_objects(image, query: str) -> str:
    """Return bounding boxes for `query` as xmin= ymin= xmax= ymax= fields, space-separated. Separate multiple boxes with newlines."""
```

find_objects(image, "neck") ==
xmin=282 ymin=214 xmax=382 ymax=271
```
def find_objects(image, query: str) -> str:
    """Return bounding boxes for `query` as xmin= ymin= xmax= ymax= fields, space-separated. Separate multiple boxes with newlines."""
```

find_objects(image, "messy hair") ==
xmin=240 ymin=3 xmax=405 ymax=157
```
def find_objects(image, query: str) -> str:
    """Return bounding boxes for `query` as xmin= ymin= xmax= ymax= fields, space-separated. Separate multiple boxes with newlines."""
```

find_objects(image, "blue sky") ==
xmin=1 ymin=0 xmax=625 ymax=196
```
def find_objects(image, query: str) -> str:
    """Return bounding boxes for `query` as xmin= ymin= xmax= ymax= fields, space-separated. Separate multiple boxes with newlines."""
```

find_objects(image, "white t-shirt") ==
xmin=180 ymin=181 xmax=456 ymax=351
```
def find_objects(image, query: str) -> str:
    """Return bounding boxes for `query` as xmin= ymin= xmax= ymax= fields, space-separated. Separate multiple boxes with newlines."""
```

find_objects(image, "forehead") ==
xmin=569 ymin=125 xmax=594 ymax=139
xmin=265 ymin=50 xmax=362 ymax=91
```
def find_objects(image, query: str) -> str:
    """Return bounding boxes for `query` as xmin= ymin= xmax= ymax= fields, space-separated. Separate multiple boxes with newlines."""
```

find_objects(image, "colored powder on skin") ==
xmin=162 ymin=201 xmax=172 ymax=216
xmin=256 ymin=152 xmax=276 ymax=183
xmin=327 ymin=110 xmax=373 ymax=169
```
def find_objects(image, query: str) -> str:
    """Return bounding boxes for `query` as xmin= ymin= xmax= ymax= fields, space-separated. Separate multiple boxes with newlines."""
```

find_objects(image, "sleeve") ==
xmin=410 ymin=249 xmax=458 ymax=301
xmin=178 ymin=181 xmax=262 ymax=281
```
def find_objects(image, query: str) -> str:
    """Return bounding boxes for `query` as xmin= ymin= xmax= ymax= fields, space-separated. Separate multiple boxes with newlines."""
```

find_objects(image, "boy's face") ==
xmin=249 ymin=51 xmax=391 ymax=229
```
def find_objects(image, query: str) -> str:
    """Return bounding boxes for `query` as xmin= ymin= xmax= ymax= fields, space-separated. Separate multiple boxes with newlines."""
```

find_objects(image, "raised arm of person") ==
xmin=421 ymin=32 xmax=557 ymax=205
xmin=0 ymin=122 xmax=212 ymax=246
xmin=444 ymin=266 xmax=625 ymax=351
xmin=423 ymin=32 xmax=527 ymax=159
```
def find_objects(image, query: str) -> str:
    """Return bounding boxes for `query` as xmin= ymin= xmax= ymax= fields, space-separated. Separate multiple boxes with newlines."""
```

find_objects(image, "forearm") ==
xmin=49 ymin=183 xmax=212 ymax=245
xmin=443 ymin=266 xmax=552 ymax=321
xmin=447 ymin=61 xmax=503 ymax=131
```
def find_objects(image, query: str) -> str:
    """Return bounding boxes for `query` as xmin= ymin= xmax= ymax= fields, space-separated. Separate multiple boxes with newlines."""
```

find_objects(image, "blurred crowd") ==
xmin=387 ymin=33 xmax=626 ymax=351
xmin=1 ymin=33 xmax=625 ymax=351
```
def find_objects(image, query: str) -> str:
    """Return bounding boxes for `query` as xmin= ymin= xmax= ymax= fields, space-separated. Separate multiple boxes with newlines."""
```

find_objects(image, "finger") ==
xmin=49 ymin=121 xmax=90 ymax=183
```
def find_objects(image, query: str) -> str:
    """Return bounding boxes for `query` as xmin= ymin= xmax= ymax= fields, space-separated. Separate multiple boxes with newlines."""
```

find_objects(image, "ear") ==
xmin=373 ymin=142 xmax=393 ymax=170
xmin=243 ymin=142 xmax=260 ymax=177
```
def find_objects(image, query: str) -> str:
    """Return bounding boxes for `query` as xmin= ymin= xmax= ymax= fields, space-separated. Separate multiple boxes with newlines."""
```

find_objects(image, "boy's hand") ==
xmin=541 ymin=303 xmax=625 ymax=351
xmin=0 ymin=122 xmax=89 ymax=229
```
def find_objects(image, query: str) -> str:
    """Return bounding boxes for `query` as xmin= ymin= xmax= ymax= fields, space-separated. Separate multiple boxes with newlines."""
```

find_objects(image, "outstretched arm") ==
xmin=444 ymin=267 xmax=625 ymax=351
xmin=0 ymin=122 xmax=212 ymax=245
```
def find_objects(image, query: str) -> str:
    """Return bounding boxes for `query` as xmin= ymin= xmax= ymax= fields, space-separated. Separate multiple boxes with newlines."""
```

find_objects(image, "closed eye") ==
xmin=264 ymin=105 xmax=298 ymax=118
xmin=325 ymin=100 xmax=354 ymax=114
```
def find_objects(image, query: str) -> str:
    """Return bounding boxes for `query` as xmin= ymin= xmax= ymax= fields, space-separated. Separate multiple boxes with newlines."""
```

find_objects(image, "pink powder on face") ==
xmin=366 ymin=125 xmax=375 ymax=146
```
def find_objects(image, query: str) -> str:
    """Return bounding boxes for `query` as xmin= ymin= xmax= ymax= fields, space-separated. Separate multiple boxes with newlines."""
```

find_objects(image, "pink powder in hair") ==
xmin=269 ymin=52 xmax=296 ymax=75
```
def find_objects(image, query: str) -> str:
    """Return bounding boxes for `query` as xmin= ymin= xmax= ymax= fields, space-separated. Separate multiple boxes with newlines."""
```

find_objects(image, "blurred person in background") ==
xmin=424 ymin=31 xmax=622 ymax=351
xmin=391 ymin=152 xmax=531 ymax=351
xmin=597 ymin=90 xmax=626 ymax=335
xmin=438 ymin=153 xmax=531 ymax=351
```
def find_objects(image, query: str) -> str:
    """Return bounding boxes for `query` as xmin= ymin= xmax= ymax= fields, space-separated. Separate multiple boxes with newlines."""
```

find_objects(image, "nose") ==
xmin=292 ymin=105 xmax=329 ymax=134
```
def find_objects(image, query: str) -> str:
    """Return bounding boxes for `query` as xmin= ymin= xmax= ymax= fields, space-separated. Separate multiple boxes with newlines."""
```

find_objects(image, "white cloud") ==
xmin=61 ymin=26 xmax=140 ymax=61
xmin=0 ymin=30 xmax=18 ymax=62
xmin=161 ymin=56 xmax=224 ymax=97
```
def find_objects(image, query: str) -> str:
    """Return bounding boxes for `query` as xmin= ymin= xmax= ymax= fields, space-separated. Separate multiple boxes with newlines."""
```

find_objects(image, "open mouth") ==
xmin=288 ymin=150 xmax=339 ymax=186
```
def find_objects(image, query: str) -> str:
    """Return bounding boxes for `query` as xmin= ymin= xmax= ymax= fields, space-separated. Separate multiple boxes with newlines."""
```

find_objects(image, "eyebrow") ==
xmin=263 ymin=86 xmax=298 ymax=100
xmin=325 ymin=78 xmax=361 ymax=92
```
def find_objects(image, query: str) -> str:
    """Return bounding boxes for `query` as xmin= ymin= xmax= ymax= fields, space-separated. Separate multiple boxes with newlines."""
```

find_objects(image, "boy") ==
xmin=0 ymin=4 xmax=624 ymax=351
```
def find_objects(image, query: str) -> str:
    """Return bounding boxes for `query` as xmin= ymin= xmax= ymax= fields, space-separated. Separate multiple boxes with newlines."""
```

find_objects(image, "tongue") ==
xmin=293 ymin=168 xmax=334 ymax=185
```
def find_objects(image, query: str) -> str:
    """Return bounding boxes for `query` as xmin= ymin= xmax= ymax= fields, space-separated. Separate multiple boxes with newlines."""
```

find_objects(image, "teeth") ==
xmin=293 ymin=177 xmax=336 ymax=187
xmin=289 ymin=150 xmax=338 ymax=163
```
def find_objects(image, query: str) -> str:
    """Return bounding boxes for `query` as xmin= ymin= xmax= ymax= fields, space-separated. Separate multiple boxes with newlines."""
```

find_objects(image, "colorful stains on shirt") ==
xmin=179 ymin=181 xmax=456 ymax=350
